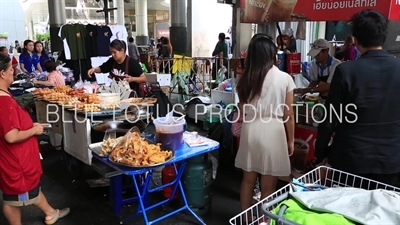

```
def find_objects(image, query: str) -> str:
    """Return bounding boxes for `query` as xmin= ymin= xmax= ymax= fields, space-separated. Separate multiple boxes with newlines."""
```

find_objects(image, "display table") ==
xmin=91 ymin=138 xmax=220 ymax=225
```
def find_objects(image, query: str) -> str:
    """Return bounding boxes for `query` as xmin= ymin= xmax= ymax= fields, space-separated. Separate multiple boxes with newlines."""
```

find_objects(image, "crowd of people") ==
xmin=235 ymin=9 xmax=400 ymax=224
xmin=0 ymin=8 xmax=399 ymax=225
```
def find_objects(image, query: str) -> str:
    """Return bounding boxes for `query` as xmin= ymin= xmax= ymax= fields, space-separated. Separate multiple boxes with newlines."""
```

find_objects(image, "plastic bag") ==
xmin=109 ymin=127 xmax=144 ymax=165
xmin=231 ymin=112 xmax=243 ymax=137
xmin=293 ymin=74 xmax=310 ymax=89
xmin=100 ymin=129 xmax=122 ymax=157
xmin=74 ymin=79 xmax=84 ymax=89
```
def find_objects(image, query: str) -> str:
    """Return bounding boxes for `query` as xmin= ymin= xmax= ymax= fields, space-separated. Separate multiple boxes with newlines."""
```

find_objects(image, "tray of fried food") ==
xmin=43 ymin=92 xmax=70 ymax=102
xmin=53 ymin=85 xmax=72 ymax=94
xmin=127 ymin=97 xmax=158 ymax=106
xmin=33 ymin=88 xmax=53 ymax=98
xmin=100 ymin=102 xmax=120 ymax=110
xmin=74 ymin=103 xmax=101 ymax=112
xmin=67 ymin=88 xmax=85 ymax=97
xmin=78 ymin=93 xmax=101 ymax=104
xmin=109 ymin=131 xmax=174 ymax=168
xmin=61 ymin=97 xmax=80 ymax=108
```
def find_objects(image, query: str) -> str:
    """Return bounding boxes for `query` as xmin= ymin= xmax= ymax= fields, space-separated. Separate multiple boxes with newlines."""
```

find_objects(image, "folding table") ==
xmin=92 ymin=137 xmax=220 ymax=225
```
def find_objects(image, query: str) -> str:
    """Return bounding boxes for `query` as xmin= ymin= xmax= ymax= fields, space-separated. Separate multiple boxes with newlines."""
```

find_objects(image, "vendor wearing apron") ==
xmin=87 ymin=39 xmax=147 ymax=96
xmin=295 ymin=39 xmax=341 ymax=99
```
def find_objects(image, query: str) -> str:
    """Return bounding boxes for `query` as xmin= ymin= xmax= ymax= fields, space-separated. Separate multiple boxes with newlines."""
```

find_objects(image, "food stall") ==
xmin=32 ymin=84 xmax=221 ymax=225
xmin=238 ymin=0 xmax=400 ymax=178
xmin=229 ymin=0 xmax=400 ymax=224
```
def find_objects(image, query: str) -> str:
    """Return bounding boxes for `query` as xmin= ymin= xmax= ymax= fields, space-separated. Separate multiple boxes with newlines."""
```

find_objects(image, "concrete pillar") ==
xmin=186 ymin=0 xmax=192 ymax=55
xmin=170 ymin=0 xmax=187 ymax=55
xmin=135 ymin=0 xmax=148 ymax=45
xmin=114 ymin=0 xmax=125 ymax=25
xmin=48 ymin=0 xmax=66 ymax=52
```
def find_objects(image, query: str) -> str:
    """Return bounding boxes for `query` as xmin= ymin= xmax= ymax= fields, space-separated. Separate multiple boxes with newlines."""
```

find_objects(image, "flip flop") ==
xmin=45 ymin=208 xmax=70 ymax=225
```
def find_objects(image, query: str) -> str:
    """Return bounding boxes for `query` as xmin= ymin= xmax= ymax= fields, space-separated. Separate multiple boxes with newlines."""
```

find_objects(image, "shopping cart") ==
xmin=229 ymin=166 xmax=400 ymax=225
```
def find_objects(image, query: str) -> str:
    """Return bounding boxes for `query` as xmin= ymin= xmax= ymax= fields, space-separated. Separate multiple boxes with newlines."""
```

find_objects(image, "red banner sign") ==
xmin=157 ymin=30 xmax=170 ymax=38
xmin=390 ymin=0 xmax=400 ymax=20
xmin=240 ymin=0 xmax=400 ymax=23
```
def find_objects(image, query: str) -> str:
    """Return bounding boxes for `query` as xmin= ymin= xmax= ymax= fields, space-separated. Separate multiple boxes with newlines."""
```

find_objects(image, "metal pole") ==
xmin=96 ymin=0 xmax=117 ymax=25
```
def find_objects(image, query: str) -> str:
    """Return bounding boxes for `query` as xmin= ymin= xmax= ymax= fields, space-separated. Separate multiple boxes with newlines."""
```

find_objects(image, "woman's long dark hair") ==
xmin=162 ymin=37 xmax=173 ymax=55
xmin=34 ymin=41 xmax=46 ymax=55
xmin=237 ymin=34 xmax=277 ymax=103
xmin=22 ymin=39 xmax=34 ymax=57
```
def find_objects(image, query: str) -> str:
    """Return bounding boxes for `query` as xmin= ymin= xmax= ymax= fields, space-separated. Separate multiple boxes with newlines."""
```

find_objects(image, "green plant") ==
xmin=35 ymin=33 xmax=50 ymax=41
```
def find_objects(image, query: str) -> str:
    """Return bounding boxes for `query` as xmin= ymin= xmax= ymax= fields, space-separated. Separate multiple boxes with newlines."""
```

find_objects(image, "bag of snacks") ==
xmin=109 ymin=127 xmax=173 ymax=167
xmin=100 ymin=129 xmax=123 ymax=157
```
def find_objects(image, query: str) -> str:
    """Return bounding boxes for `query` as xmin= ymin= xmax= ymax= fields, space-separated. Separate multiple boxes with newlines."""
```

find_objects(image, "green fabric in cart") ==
xmin=269 ymin=199 xmax=355 ymax=225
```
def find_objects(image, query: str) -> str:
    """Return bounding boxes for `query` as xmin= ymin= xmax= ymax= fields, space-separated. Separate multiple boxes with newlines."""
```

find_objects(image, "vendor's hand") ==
xmin=125 ymin=76 xmax=134 ymax=82
xmin=294 ymin=88 xmax=308 ymax=95
xmin=32 ymin=79 xmax=38 ymax=84
xmin=87 ymin=68 xmax=95 ymax=78
xmin=32 ymin=123 xmax=44 ymax=135
xmin=288 ymin=141 xmax=294 ymax=156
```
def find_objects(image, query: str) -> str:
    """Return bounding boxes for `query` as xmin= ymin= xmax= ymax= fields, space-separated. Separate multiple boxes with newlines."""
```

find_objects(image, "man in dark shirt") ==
xmin=212 ymin=33 xmax=228 ymax=80
xmin=127 ymin=37 xmax=140 ymax=61
xmin=315 ymin=9 xmax=400 ymax=185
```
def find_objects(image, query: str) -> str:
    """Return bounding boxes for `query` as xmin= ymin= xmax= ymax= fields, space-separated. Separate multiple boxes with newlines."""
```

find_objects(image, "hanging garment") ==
xmin=59 ymin=24 xmax=87 ymax=60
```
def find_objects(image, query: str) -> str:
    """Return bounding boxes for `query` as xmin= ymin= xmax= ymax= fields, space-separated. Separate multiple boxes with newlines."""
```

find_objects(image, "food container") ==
xmin=291 ymin=138 xmax=309 ymax=173
xmin=153 ymin=116 xmax=186 ymax=150
xmin=97 ymin=93 xmax=120 ymax=109
xmin=277 ymin=51 xmax=287 ymax=72
xmin=287 ymin=53 xmax=301 ymax=74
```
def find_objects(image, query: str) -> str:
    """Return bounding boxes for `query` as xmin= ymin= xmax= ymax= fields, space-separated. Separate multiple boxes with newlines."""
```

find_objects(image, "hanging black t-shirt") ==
xmin=96 ymin=26 xmax=113 ymax=56
xmin=85 ymin=24 xmax=99 ymax=58
xmin=99 ymin=56 xmax=144 ymax=95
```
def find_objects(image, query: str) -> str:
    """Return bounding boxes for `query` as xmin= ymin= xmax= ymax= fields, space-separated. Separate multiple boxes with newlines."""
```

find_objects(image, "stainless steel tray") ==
xmin=108 ymin=139 xmax=175 ymax=168
xmin=88 ymin=142 xmax=104 ymax=157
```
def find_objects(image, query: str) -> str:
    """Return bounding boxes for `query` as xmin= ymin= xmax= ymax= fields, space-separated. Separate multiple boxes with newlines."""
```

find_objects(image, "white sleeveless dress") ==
xmin=235 ymin=66 xmax=296 ymax=176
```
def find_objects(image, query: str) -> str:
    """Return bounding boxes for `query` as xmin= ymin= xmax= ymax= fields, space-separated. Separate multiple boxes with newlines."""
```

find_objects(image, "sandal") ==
xmin=45 ymin=208 xmax=70 ymax=225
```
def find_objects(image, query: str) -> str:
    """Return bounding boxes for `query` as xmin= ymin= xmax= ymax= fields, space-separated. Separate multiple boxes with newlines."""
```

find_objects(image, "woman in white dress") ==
xmin=235 ymin=34 xmax=296 ymax=222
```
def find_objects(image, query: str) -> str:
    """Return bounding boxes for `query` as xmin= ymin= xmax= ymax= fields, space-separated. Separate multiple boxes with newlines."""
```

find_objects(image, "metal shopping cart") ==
xmin=229 ymin=166 xmax=400 ymax=225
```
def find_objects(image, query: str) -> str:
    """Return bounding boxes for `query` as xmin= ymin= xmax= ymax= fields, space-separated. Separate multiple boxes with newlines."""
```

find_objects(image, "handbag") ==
xmin=231 ymin=112 xmax=243 ymax=137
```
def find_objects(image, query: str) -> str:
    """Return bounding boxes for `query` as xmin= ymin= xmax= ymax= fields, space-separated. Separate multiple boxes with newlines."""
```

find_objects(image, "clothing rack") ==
xmin=59 ymin=22 xmax=129 ymax=83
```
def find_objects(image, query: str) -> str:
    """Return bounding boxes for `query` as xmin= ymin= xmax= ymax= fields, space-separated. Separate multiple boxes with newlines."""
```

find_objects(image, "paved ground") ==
xmin=0 ymin=123 xmax=248 ymax=225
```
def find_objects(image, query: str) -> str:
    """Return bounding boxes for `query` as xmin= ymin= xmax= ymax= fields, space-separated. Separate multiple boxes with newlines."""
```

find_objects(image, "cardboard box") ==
xmin=157 ymin=74 xmax=171 ymax=86
xmin=145 ymin=73 xmax=171 ymax=86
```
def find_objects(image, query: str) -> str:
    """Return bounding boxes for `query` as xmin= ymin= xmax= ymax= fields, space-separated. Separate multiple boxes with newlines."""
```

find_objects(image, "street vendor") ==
xmin=295 ymin=39 xmax=341 ymax=98
xmin=87 ymin=39 xmax=147 ymax=96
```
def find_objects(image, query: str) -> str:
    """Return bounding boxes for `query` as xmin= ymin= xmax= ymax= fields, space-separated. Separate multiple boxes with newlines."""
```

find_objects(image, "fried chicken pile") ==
xmin=110 ymin=132 xmax=172 ymax=166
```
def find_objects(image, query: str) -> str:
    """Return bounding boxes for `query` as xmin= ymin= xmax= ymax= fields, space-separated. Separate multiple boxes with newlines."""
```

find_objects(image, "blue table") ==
xmin=92 ymin=138 xmax=220 ymax=225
